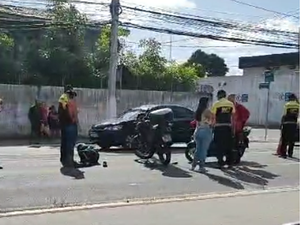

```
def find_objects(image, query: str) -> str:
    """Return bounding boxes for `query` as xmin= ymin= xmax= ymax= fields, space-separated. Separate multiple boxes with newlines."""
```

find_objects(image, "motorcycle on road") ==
xmin=185 ymin=121 xmax=252 ymax=164
xmin=133 ymin=108 xmax=174 ymax=166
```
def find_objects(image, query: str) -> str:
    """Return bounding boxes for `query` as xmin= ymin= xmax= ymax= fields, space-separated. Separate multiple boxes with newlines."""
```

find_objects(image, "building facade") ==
xmin=197 ymin=52 xmax=299 ymax=127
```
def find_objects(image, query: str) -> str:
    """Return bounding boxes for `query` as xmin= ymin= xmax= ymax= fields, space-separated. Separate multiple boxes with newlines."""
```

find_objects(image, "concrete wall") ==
xmin=242 ymin=65 xmax=299 ymax=77
xmin=0 ymin=84 xmax=204 ymax=138
xmin=198 ymin=73 xmax=299 ymax=126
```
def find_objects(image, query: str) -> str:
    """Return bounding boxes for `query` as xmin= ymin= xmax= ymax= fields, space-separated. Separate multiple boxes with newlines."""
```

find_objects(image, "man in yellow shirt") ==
xmin=279 ymin=93 xmax=299 ymax=158
xmin=58 ymin=85 xmax=78 ymax=168
xmin=211 ymin=90 xmax=236 ymax=169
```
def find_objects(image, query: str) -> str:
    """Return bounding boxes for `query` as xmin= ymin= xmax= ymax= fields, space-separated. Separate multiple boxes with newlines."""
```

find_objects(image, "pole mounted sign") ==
xmin=259 ymin=69 xmax=275 ymax=140
xmin=264 ymin=70 xmax=274 ymax=83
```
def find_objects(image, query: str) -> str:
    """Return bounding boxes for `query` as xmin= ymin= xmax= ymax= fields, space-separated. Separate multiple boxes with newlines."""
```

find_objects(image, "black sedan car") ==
xmin=88 ymin=104 xmax=195 ymax=149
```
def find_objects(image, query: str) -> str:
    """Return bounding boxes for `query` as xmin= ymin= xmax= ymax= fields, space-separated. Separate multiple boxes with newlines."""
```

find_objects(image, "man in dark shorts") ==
xmin=211 ymin=90 xmax=236 ymax=169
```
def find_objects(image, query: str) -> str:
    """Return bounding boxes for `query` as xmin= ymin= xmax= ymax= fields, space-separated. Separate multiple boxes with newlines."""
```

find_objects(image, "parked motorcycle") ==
xmin=185 ymin=121 xmax=252 ymax=164
xmin=133 ymin=108 xmax=174 ymax=165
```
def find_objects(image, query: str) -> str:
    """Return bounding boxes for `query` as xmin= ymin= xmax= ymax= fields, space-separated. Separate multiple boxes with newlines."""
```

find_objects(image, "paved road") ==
xmin=1 ymin=191 xmax=299 ymax=225
xmin=0 ymin=141 xmax=299 ymax=212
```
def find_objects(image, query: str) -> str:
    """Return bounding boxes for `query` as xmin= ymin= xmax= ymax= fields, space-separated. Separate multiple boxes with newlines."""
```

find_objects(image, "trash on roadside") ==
xmin=103 ymin=161 xmax=108 ymax=167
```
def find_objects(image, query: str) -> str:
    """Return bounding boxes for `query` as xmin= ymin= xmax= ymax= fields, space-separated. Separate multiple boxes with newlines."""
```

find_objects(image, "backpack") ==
xmin=76 ymin=143 xmax=99 ymax=166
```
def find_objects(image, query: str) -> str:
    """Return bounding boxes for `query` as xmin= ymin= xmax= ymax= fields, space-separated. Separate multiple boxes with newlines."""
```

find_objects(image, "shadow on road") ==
xmin=203 ymin=172 xmax=245 ymax=190
xmin=223 ymin=164 xmax=279 ymax=187
xmin=134 ymin=158 xmax=192 ymax=178
xmin=285 ymin=156 xmax=300 ymax=162
xmin=60 ymin=167 xmax=85 ymax=180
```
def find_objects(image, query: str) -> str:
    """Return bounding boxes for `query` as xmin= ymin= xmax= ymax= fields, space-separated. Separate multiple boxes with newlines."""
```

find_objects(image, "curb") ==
xmin=0 ymin=186 xmax=298 ymax=218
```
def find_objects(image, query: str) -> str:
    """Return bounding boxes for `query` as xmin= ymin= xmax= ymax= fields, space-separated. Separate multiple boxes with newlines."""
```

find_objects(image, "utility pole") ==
xmin=169 ymin=35 xmax=174 ymax=94
xmin=107 ymin=0 xmax=120 ymax=119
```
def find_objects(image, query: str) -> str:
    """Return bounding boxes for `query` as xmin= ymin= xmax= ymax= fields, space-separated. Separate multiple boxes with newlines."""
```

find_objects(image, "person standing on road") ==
xmin=28 ymin=99 xmax=43 ymax=144
xmin=58 ymin=85 xmax=79 ymax=168
xmin=279 ymin=93 xmax=299 ymax=158
xmin=211 ymin=90 xmax=235 ymax=169
xmin=228 ymin=94 xmax=250 ymax=145
xmin=191 ymin=108 xmax=213 ymax=172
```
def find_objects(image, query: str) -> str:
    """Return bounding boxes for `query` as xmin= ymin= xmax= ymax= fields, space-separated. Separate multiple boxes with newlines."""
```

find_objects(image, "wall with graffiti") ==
xmin=0 ymin=84 xmax=202 ymax=138
xmin=198 ymin=73 xmax=299 ymax=126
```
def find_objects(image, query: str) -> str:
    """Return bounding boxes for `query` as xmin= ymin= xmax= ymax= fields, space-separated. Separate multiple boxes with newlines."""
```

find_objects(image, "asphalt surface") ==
xmin=1 ymin=191 xmax=299 ymax=225
xmin=0 ymin=139 xmax=299 ymax=212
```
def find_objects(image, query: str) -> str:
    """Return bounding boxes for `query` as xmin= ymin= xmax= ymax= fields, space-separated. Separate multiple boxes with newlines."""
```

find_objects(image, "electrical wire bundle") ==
xmin=0 ymin=1 xmax=298 ymax=49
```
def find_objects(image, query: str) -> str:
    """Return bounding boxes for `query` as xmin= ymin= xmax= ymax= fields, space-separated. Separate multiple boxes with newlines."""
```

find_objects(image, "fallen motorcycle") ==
xmin=185 ymin=125 xmax=252 ymax=164
xmin=133 ymin=108 xmax=173 ymax=166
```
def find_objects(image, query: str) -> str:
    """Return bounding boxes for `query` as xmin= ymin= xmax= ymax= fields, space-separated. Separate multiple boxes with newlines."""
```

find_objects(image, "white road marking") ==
xmin=0 ymin=186 xmax=298 ymax=218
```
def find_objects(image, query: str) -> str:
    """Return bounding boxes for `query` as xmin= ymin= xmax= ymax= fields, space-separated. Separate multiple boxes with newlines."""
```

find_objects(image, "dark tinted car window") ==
xmin=171 ymin=106 xmax=194 ymax=119
xmin=119 ymin=110 xmax=142 ymax=120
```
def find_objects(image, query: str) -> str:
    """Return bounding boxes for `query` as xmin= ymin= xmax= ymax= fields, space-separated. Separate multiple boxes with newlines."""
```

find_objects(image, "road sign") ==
xmin=259 ymin=82 xmax=270 ymax=89
xmin=284 ymin=92 xmax=292 ymax=101
xmin=264 ymin=70 xmax=274 ymax=83
xmin=241 ymin=94 xmax=248 ymax=102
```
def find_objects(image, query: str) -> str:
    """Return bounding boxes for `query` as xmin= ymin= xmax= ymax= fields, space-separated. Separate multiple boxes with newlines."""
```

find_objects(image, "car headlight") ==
xmin=104 ymin=125 xmax=123 ymax=131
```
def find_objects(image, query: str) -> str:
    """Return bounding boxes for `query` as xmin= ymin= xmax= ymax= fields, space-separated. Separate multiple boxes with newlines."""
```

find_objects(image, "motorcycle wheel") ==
xmin=185 ymin=142 xmax=196 ymax=163
xmin=134 ymin=136 xmax=155 ymax=159
xmin=157 ymin=151 xmax=171 ymax=166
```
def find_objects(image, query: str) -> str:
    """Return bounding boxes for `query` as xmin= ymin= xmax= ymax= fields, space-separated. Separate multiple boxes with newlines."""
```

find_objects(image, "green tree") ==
xmin=24 ymin=0 xmax=93 ymax=86
xmin=122 ymin=38 xmax=199 ymax=91
xmin=0 ymin=32 xmax=17 ymax=83
xmin=164 ymin=62 xmax=199 ymax=91
xmin=92 ymin=25 xmax=130 ymax=87
xmin=187 ymin=49 xmax=228 ymax=77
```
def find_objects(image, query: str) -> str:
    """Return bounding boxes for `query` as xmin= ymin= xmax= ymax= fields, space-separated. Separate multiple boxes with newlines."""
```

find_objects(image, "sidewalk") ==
xmin=1 ymin=191 xmax=299 ymax=225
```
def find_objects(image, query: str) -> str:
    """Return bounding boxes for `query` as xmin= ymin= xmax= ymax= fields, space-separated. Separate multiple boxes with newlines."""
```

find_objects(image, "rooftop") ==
xmin=239 ymin=52 xmax=299 ymax=69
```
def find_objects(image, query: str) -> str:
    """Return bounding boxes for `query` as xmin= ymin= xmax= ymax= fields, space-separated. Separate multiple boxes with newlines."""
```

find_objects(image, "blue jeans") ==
xmin=194 ymin=125 xmax=213 ymax=163
xmin=60 ymin=124 xmax=78 ymax=166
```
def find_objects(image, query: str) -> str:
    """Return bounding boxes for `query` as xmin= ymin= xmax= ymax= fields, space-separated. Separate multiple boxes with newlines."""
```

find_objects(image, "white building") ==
xmin=198 ymin=52 xmax=299 ymax=127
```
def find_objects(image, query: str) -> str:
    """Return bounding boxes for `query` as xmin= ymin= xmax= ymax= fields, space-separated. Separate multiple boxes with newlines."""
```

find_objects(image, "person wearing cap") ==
xmin=58 ymin=85 xmax=79 ymax=168
xmin=279 ymin=93 xmax=299 ymax=158
xmin=211 ymin=90 xmax=236 ymax=169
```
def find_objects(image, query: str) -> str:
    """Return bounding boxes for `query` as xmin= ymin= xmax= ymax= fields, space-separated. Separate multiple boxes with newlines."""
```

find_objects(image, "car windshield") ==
xmin=118 ymin=110 xmax=142 ymax=120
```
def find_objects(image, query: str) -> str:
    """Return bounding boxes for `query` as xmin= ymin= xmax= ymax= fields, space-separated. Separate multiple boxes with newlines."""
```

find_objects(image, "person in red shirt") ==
xmin=228 ymin=94 xmax=250 ymax=137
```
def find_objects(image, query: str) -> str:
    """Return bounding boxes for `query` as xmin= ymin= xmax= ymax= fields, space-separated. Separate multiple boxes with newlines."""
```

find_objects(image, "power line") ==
xmin=227 ymin=0 xmax=299 ymax=19
xmin=123 ymin=22 xmax=298 ymax=49
xmin=1 ymin=3 xmax=298 ymax=49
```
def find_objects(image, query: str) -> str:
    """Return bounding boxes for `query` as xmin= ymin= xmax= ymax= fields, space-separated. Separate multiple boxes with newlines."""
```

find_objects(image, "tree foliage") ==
xmin=187 ymin=49 xmax=229 ymax=77
xmin=0 ymin=33 xmax=17 ymax=83
xmin=122 ymin=38 xmax=199 ymax=91
xmin=0 ymin=1 xmax=228 ymax=91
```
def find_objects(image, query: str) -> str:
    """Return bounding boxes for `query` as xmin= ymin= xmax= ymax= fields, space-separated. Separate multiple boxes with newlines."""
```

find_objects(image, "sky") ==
xmin=4 ymin=0 xmax=300 ymax=75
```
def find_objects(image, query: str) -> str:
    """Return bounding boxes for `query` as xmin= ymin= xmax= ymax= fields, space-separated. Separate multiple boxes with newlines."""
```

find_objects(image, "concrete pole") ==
xmin=106 ymin=0 xmax=120 ymax=119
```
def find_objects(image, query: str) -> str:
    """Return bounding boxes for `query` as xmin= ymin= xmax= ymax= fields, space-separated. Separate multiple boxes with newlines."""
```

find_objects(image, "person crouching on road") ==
xmin=279 ymin=93 xmax=299 ymax=158
xmin=191 ymin=104 xmax=214 ymax=173
xmin=211 ymin=90 xmax=236 ymax=169
xmin=58 ymin=85 xmax=79 ymax=168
